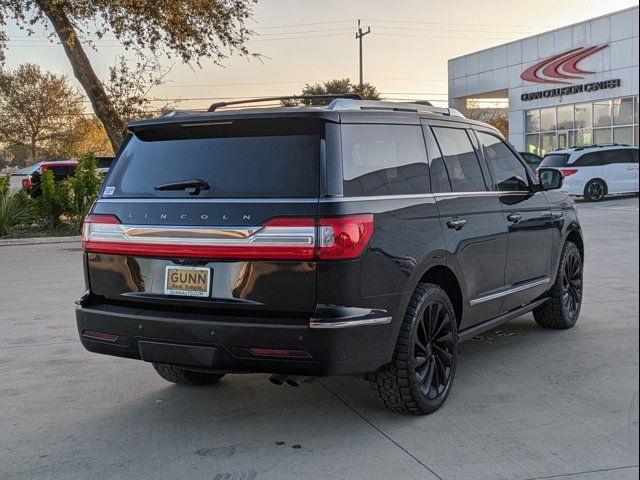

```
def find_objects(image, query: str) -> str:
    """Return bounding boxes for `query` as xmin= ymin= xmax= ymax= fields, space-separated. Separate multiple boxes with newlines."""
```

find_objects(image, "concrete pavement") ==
xmin=1 ymin=196 xmax=638 ymax=480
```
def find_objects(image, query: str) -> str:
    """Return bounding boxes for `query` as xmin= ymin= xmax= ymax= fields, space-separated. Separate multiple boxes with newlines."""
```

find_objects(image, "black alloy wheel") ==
xmin=414 ymin=300 xmax=455 ymax=400
xmin=585 ymin=179 xmax=606 ymax=202
xmin=561 ymin=248 xmax=582 ymax=319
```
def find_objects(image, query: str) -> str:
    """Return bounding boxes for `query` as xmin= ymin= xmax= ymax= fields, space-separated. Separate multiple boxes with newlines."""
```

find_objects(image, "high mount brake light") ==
xmin=81 ymin=214 xmax=374 ymax=261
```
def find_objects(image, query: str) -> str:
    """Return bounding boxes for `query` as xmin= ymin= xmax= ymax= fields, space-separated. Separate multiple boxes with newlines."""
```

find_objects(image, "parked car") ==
xmin=538 ymin=145 xmax=639 ymax=202
xmin=22 ymin=160 xmax=78 ymax=198
xmin=8 ymin=163 xmax=41 ymax=195
xmin=95 ymin=156 xmax=114 ymax=175
xmin=519 ymin=151 xmax=543 ymax=170
xmin=76 ymin=96 xmax=584 ymax=415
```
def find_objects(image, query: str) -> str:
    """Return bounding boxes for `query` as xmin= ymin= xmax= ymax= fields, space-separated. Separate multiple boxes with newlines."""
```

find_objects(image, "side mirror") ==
xmin=538 ymin=168 xmax=563 ymax=191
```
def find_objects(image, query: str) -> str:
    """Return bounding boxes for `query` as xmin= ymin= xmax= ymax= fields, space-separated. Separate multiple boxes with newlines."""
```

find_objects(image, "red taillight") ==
xmin=82 ymin=214 xmax=374 ymax=261
xmin=561 ymin=169 xmax=579 ymax=177
xmin=317 ymin=215 xmax=374 ymax=260
xmin=82 ymin=214 xmax=121 ymax=251
xmin=21 ymin=178 xmax=31 ymax=192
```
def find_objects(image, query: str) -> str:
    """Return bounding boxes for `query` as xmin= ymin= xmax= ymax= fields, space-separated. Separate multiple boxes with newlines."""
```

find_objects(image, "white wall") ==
xmin=448 ymin=6 xmax=639 ymax=150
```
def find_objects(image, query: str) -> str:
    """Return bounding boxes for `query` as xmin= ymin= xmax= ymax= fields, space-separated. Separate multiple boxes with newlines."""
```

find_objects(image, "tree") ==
xmin=1 ymin=0 xmax=257 ymax=152
xmin=0 ymin=64 xmax=83 ymax=164
xmin=283 ymin=78 xmax=380 ymax=106
xmin=53 ymin=116 xmax=113 ymax=159
xmin=105 ymin=56 xmax=174 ymax=123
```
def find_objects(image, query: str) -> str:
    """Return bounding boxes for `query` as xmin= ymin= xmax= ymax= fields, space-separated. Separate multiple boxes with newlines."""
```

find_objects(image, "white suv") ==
xmin=539 ymin=145 xmax=639 ymax=202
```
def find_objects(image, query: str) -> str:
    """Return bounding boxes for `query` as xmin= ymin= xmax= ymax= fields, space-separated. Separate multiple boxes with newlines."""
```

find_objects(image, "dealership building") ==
xmin=448 ymin=6 xmax=639 ymax=156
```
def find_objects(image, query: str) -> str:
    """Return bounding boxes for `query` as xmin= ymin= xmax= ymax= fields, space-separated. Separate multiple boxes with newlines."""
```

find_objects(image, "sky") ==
xmin=2 ymin=0 xmax=638 ymax=110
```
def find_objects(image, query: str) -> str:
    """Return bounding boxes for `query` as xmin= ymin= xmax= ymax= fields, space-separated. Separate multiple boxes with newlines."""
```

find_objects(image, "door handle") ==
xmin=507 ymin=213 xmax=522 ymax=224
xmin=447 ymin=217 xmax=467 ymax=230
xmin=540 ymin=211 xmax=553 ymax=218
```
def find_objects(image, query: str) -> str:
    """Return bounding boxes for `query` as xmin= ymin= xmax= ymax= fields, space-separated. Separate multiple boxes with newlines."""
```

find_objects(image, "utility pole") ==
xmin=355 ymin=19 xmax=371 ymax=87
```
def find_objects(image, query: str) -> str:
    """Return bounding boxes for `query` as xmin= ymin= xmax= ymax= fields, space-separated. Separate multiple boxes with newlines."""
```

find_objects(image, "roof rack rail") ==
xmin=206 ymin=94 xmax=364 ymax=112
xmin=572 ymin=143 xmax=631 ymax=151
xmin=326 ymin=99 xmax=465 ymax=117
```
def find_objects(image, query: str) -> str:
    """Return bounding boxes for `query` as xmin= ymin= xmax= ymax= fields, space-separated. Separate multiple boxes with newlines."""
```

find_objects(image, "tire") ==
xmin=584 ymin=179 xmax=607 ymax=202
xmin=370 ymin=283 xmax=458 ymax=415
xmin=152 ymin=363 xmax=225 ymax=386
xmin=533 ymin=241 xmax=583 ymax=329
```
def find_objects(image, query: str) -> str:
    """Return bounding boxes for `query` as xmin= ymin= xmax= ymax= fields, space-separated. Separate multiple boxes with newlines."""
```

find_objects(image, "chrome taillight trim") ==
xmin=84 ymin=224 xmax=316 ymax=248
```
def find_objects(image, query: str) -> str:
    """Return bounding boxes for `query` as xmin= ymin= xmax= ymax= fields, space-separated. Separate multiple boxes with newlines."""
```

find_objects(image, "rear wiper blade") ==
xmin=154 ymin=179 xmax=210 ymax=195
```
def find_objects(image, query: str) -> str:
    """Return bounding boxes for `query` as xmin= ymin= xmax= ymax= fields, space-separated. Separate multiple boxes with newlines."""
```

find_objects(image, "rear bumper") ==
xmin=75 ymin=303 xmax=396 ymax=376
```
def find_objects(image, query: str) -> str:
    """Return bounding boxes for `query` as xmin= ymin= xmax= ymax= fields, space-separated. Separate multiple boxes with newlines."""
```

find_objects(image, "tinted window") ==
xmin=423 ymin=126 xmax=451 ymax=193
xmin=540 ymin=154 xmax=569 ymax=167
xmin=105 ymin=119 xmax=321 ymax=198
xmin=572 ymin=152 xmax=600 ymax=167
xmin=432 ymin=127 xmax=487 ymax=192
xmin=598 ymin=149 xmax=637 ymax=165
xmin=478 ymin=132 xmax=530 ymax=192
xmin=341 ymin=124 xmax=430 ymax=196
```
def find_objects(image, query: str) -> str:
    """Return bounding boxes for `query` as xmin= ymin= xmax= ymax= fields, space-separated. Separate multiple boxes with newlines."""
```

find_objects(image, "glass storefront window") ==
xmin=540 ymin=108 xmax=556 ymax=131
xmin=540 ymin=133 xmax=556 ymax=155
xmin=613 ymin=126 xmax=634 ymax=146
xmin=613 ymin=98 xmax=634 ymax=126
xmin=593 ymin=128 xmax=612 ymax=145
xmin=594 ymin=100 xmax=613 ymax=127
xmin=525 ymin=110 xmax=540 ymax=133
xmin=574 ymin=130 xmax=592 ymax=147
xmin=525 ymin=134 xmax=539 ymax=154
xmin=557 ymin=105 xmax=573 ymax=130
xmin=574 ymin=103 xmax=592 ymax=129
xmin=523 ymin=97 xmax=638 ymax=154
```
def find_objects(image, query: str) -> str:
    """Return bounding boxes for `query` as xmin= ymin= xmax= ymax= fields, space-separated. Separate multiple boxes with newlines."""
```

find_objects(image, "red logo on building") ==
xmin=520 ymin=45 xmax=608 ymax=84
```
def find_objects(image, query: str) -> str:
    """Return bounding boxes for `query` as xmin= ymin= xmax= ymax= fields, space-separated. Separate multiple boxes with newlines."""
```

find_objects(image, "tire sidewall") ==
xmin=407 ymin=286 xmax=459 ymax=413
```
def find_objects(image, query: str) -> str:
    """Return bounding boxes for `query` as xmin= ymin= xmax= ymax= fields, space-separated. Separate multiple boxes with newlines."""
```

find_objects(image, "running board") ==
xmin=458 ymin=298 xmax=549 ymax=342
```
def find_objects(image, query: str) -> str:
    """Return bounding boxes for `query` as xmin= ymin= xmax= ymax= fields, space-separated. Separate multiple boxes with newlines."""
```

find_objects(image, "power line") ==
xmin=360 ymin=18 xmax=550 ymax=28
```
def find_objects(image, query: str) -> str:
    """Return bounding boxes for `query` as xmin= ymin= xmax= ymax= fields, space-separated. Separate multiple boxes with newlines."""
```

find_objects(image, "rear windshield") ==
xmin=104 ymin=118 xmax=322 ymax=198
xmin=539 ymin=154 xmax=569 ymax=168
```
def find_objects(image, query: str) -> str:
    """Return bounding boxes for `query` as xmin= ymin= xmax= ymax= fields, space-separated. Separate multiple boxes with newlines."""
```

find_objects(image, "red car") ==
xmin=21 ymin=161 xmax=78 ymax=198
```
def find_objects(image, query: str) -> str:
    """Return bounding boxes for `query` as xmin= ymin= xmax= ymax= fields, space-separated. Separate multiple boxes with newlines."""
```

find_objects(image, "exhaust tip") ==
xmin=269 ymin=374 xmax=286 ymax=386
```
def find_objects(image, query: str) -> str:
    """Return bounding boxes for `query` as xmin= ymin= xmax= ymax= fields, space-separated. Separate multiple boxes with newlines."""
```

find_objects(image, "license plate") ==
xmin=164 ymin=266 xmax=211 ymax=297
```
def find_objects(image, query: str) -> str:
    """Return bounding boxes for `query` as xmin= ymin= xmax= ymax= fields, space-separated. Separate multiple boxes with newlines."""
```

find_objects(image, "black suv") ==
xmin=76 ymin=95 xmax=584 ymax=414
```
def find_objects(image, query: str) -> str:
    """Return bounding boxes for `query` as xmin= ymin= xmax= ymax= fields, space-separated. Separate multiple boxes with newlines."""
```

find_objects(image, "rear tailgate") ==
xmin=84 ymin=117 xmax=323 ymax=316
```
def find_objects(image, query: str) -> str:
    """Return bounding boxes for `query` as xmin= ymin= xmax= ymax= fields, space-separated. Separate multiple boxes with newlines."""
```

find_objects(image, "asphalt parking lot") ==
xmin=1 ymin=196 xmax=638 ymax=480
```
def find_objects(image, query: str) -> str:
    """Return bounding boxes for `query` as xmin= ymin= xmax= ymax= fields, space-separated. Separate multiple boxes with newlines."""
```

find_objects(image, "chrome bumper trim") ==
xmin=309 ymin=316 xmax=392 ymax=329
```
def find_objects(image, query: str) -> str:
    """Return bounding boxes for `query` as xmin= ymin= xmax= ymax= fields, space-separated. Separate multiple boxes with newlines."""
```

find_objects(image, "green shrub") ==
xmin=37 ymin=169 xmax=68 ymax=228
xmin=0 ymin=174 xmax=10 ymax=198
xmin=63 ymin=154 xmax=103 ymax=234
xmin=0 ymin=192 xmax=33 ymax=237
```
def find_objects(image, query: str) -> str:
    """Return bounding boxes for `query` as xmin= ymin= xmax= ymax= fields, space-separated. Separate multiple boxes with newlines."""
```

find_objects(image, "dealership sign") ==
xmin=519 ymin=44 xmax=620 ymax=101
xmin=521 ymin=78 xmax=621 ymax=101
xmin=520 ymin=45 xmax=608 ymax=84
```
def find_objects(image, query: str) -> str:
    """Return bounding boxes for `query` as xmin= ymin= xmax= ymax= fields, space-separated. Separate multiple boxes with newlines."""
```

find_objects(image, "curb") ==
xmin=0 ymin=236 xmax=82 ymax=247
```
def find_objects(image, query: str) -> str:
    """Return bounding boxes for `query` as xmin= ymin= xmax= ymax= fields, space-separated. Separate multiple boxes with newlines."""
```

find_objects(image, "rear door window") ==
xmin=105 ymin=118 xmax=322 ymax=198
xmin=341 ymin=124 xmax=430 ymax=196
xmin=432 ymin=127 xmax=487 ymax=192
xmin=572 ymin=152 xmax=600 ymax=167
